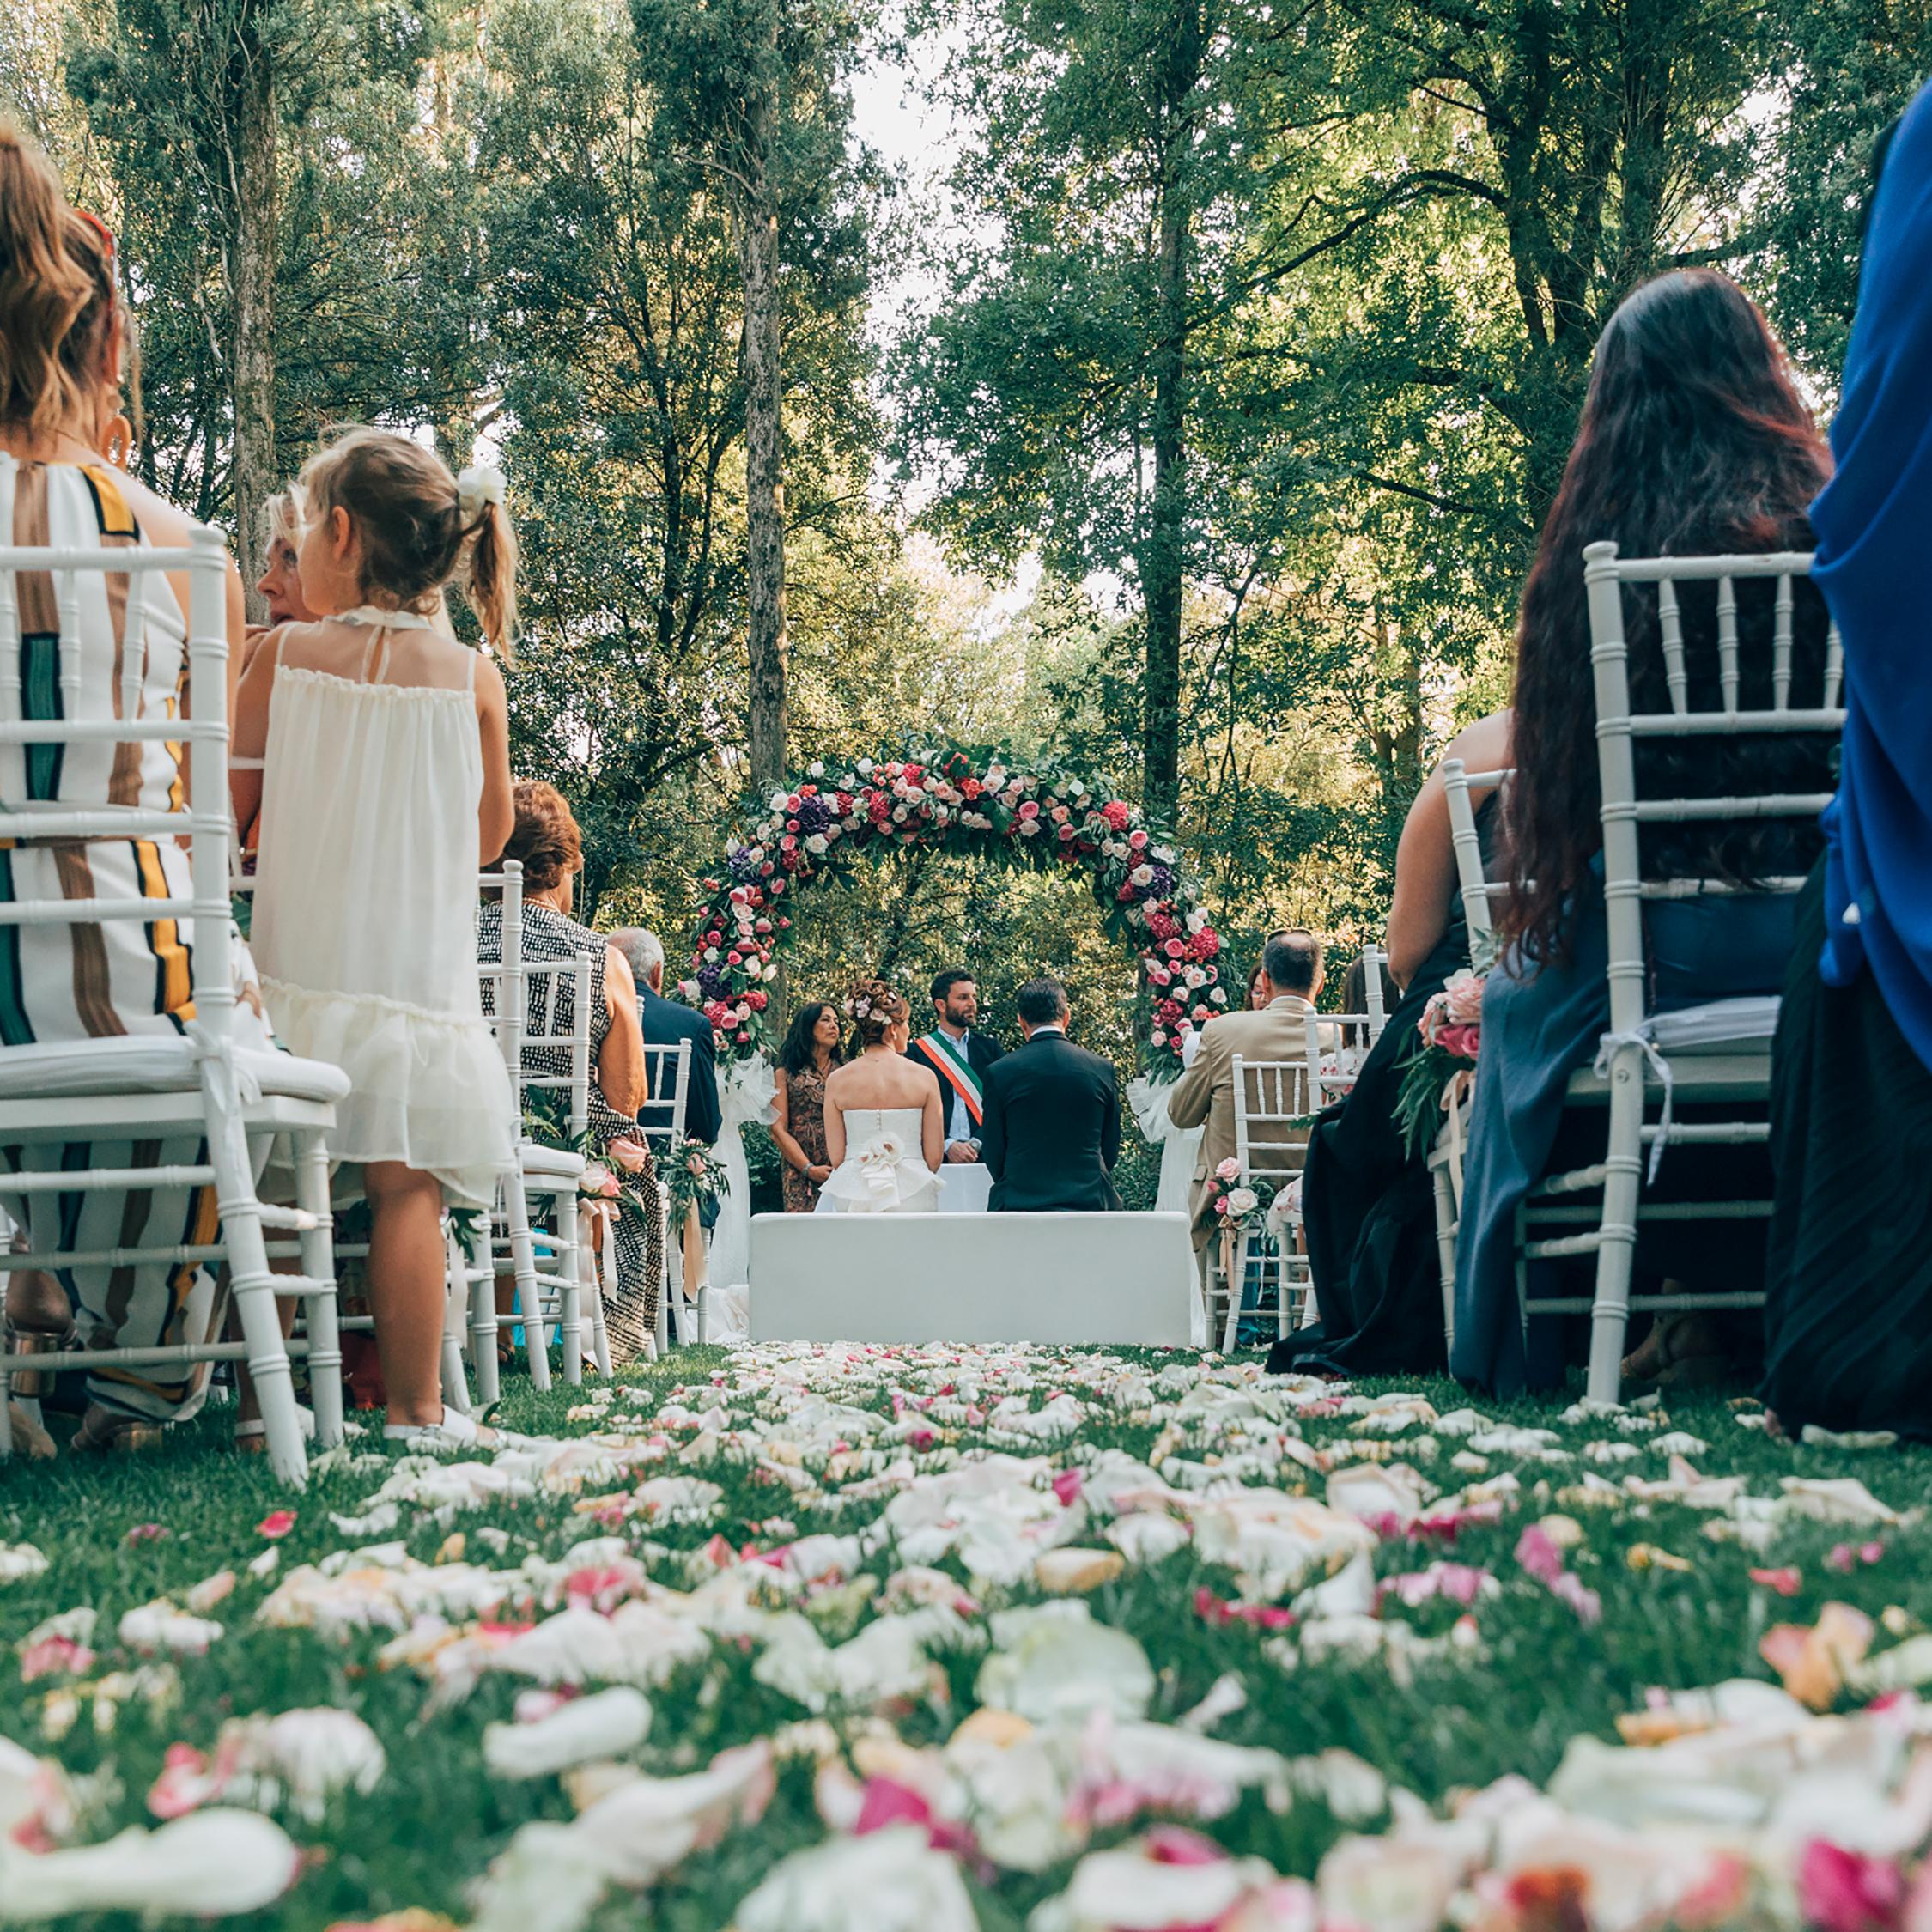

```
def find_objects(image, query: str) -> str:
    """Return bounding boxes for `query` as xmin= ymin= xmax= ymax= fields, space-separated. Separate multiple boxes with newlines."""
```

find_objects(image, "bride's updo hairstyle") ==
xmin=844 ymin=975 xmax=908 ymax=1048
xmin=300 ymin=428 xmax=519 ymax=654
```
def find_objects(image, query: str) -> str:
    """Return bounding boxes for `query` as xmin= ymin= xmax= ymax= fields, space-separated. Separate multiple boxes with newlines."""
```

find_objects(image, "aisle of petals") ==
xmin=4 ymin=1345 xmax=1932 ymax=1931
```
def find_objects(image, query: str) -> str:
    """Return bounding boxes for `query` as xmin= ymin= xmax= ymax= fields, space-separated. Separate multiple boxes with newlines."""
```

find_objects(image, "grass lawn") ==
xmin=3 ymin=1349 xmax=1929 ymax=1931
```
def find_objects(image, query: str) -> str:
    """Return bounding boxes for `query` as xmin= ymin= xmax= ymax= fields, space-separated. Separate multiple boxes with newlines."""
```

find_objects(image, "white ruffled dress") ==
xmin=814 ymin=1107 xmax=940 ymax=1215
xmin=250 ymin=611 xmax=513 ymax=1206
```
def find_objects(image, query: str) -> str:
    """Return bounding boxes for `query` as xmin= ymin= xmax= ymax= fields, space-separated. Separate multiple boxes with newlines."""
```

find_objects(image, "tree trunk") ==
xmin=740 ymin=27 xmax=788 ymax=795
xmin=228 ymin=7 xmax=276 ymax=623
xmin=1141 ymin=0 xmax=1201 ymax=835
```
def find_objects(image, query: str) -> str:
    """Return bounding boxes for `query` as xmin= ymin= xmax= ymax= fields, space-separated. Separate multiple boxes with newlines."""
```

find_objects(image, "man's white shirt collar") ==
xmin=1030 ymin=1024 xmax=1066 ymax=1037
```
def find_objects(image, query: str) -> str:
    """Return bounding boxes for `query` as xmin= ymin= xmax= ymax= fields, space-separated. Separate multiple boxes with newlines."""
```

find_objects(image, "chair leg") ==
xmin=1220 ymin=1234 xmax=1245 ymax=1353
xmin=467 ymin=1209 xmax=500 ymax=1409
xmin=560 ymin=1206 xmax=585 ymax=1386
xmin=1585 ymin=1053 xmax=1646 ymax=1406
xmin=212 ymin=1115 xmax=307 ymax=1487
xmin=505 ymin=1173 xmax=550 ymax=1393
xmin=590 ymin=1235 xmax=614 ymax=1376
xmin=0 ymin=1362 xmax=12 ymax=1460
xmin=1431 ymin=1164 xmax=1459 ymax=1356
xmin=297 ymin=1133 xmax=343 ymax=1450
xmin=440 ymin=1232 xmax=471 ymax=1415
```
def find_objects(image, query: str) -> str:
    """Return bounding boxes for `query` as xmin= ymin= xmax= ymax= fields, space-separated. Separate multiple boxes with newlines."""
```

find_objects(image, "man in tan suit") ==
xmin=1166 ymin=931 xmax=1328 ymax=1252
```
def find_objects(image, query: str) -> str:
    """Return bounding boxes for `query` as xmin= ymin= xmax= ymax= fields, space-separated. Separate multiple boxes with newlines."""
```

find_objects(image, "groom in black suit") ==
xmin=981 ymin=978 xmax=1124 ymax=1212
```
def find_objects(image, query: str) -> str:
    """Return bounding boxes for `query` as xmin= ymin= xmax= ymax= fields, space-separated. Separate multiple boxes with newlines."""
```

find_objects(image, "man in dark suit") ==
xmin=611 ymin=928 xmax=721 ymax=1148
xmin=902 ymin=965 xmax=1005 ymax=1166
xmin=981 ymin=977 xmax=1123 ymax=1212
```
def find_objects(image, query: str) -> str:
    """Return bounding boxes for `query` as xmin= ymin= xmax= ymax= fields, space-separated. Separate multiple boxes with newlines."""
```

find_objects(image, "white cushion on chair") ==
xmin=0 ymin=1034 xmax=350 ymax=1103
xmin=520 ymin=1142 xmax=587 ymax=1182
xmin=1648 ymin=996 xmax=1780 ymax=1054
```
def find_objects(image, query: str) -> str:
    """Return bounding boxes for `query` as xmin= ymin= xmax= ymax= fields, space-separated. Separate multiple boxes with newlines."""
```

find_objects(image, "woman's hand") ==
xmin=806 ymin=1163 xmax=833 ymax=1185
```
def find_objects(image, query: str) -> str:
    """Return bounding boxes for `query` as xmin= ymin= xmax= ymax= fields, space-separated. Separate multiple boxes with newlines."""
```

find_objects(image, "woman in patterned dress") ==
xmin=477 ymin=782 xmax=662 ymax=1359
xmin=773 ymin=1002 xmax=843 ymax=1212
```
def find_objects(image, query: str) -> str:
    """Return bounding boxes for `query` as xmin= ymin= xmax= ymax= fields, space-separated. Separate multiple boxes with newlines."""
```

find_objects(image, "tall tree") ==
xmin=630 ymin=0 xmax=872 ymax=793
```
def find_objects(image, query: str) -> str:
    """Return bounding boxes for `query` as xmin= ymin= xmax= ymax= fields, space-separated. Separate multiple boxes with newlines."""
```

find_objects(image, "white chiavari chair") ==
xmin=641 ymin=1037 xmax=703 ymax=1351
xmin=1522 ymin=544 xmax=1843 ymax=1402
xmin=0 ymin=526 xmax=348 ymax=1484
xmin=1431 ymin=762 xmax=1514 ymax=1348
xmin=1302 ymin=945 xmax=1388 ymax=1109
xmin=1218 ymin=1053 xmax=1315 ymax=1351
xmin=479 ymin=914 xmax=604 ymax=1385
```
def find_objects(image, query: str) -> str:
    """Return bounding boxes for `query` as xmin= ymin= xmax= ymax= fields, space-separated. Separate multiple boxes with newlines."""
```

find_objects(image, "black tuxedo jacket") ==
xmin=980 ymin=1031 xmax=1123 ymax=1212
xmin=904 ymin=1029 xmax=1004 ymax=1139
xmin=639 ymin=984 xmax=723 ymax=1145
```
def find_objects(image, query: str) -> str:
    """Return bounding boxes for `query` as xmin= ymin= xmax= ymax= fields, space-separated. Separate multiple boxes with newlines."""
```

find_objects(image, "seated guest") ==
xmin=1449 ymin=269 xmax=1837 ymax=1396
xmin=1246 ymin=958 xmax=1272 ymax=1011
xmin=903 ymin=966 xmax=1004 ymax=1164
xmin=1169 ymin=932 xmax=1327 ymax=1256
xmin=1763 ymin=92 xmax=1932 ymax=1438
xmin=0 ymin=127 xmax=253 ymax=1450
xmin=611 ymin=927 xmax=722 ymax=1340
xmin=611 ymin=927 xmax=722 ymax=1147
xmin=772 ymin=1001 xmax=843 ymax=1212
xmin=478 ymin=781 xmax=661 ymax=1359
xmin=981 ymin=978 xmax=1123 ymax=1212
xmin=1269 ymin=713 xmax=1511 ymax=1376
xmin=255 ymin=489 xmax=317 ymax=628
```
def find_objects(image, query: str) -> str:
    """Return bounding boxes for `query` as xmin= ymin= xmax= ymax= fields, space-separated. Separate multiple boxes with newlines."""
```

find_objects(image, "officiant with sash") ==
xmin=904 ymin=967 xmax=1005 ymax=1164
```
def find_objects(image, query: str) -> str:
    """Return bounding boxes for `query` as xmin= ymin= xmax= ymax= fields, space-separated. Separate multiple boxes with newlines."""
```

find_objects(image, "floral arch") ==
xmin=678 ymin=744 xmax=1229 ymax=1079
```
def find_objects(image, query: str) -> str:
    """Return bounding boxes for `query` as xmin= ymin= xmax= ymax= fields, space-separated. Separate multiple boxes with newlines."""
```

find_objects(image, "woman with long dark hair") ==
xmin=772 ymin=1001 xmax=843 ymax=1212
xmin=1449 ymin=269 xmax=1837 ymax=1395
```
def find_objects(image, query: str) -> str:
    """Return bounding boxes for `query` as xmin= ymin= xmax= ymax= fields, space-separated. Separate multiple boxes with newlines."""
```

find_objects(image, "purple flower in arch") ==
xmin=727 ymin=847 xmax=763 ymax=883
xmin=794 ymin=793 xmax=833 ymax=837
xmin=1141 ymin=862 xmax=1176 ymax=902
xmin=696 ymin=963 xmax=726 ymax=999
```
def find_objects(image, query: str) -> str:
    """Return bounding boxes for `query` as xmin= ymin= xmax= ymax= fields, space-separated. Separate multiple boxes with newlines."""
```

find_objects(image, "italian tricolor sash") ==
xmin=921 ymin=1030 xmax=984 ymax=1126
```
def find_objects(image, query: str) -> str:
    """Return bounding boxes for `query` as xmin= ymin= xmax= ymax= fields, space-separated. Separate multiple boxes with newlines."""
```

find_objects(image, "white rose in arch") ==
xmin=858 ymin=756 xmax=876 ymax=775
xmin=1211 ymin=987 xmax=1228 ymax=1005
xmin=703 ymin=948 xmax=720 ymax=963
xmin=808 ymin=761 xmax=825 ymax=778
xmin=1018 ymin=820 xmax=1040 ymax=836
xmin=805 ymin=834 xmax=829 ymax=854
xmin=763 ymin=963 xmax=781 ymax=981
xmin=1130 ymin=864 xmax=1155 ymax=886
xmin=769 ymin=790 xmax=790 ymax=813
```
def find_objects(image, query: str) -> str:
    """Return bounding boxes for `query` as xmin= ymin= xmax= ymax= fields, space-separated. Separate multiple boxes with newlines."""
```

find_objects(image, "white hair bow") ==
xmin=456 ymin=462 xmax=507 ymax=519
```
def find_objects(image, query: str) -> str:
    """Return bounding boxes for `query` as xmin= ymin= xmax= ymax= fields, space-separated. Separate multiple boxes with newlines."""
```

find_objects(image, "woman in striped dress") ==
xmin=0 ymin=125 xmax=251 ymax=1448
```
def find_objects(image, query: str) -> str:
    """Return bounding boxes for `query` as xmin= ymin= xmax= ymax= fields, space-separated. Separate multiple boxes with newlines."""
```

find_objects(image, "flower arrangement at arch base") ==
xmin=680 ymin=743 xmax=1230 ymax=1080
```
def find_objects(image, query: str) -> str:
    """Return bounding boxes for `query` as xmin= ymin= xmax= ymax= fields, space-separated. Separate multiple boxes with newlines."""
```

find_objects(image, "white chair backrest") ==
xmin=1299 ymin=946 xmax=1387 ymax=1103
xmin=1230 ymin=1053 xmax=1310 ymax=1186
xmin=1583 ymin=542 xmax=1844 ymax=1039
xmin=641 ymin=1037 xmax=692 ymax=1143
xmin=1441 ymin=758 xmax=1515 ymax=970
xmin=517 ymin=951 xmax=595 ymax=1142
xmin=477 ymin=860 xmax=526 ymax=1078
xmin=0 ymin=527 xmax=235 ymax=1042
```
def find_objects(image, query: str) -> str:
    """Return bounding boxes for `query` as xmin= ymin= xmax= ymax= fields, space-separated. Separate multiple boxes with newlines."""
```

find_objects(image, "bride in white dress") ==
xmin=815 ymin=978 xmax=945 ymax=1215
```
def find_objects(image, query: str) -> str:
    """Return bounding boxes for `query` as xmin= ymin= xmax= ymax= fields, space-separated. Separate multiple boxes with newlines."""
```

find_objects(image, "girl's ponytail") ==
xmin=0 ymin=123 xmax=94 ymax=439
xmin=464 ymin=495 xmax=519 ymax=660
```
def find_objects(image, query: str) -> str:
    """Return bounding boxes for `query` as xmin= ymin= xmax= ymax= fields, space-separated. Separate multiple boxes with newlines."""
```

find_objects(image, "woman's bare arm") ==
xmin=920 ymin=1078 xmax=945 ymax=1174
xmin=474 ymin=655 xmax=515 ymax=865
xmin=597 ymin=946 xmax=647 ymax=1119
xmin=1386 ymin=710 xmax=1512 ymax=988
xmin=823 ymin=1086 xmax=847 ymax=1168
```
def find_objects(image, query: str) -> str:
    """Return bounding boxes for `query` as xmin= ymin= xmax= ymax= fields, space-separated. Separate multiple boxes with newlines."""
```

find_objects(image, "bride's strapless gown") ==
xmin=814 ymin=1107 xmax=940 ymax=1216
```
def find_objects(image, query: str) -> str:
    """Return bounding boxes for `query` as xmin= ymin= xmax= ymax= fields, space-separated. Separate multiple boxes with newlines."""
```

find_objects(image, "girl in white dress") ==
xmin=818 ymin=978 xmax=944 ymax=1214
xmin=231 ymin=429 xmax=517 ymax=1448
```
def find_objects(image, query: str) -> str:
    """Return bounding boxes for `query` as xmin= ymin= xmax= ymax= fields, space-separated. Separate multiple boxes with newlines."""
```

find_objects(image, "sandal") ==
xmin=69 ymin=1401 xmax=168 ymax=1455
xmin=1621 ymin=1311 xmax=1729 ymax=1388
xmin=382 ymin=1405 xmax=503 ymax=1455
